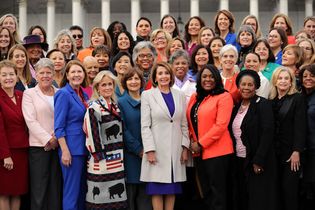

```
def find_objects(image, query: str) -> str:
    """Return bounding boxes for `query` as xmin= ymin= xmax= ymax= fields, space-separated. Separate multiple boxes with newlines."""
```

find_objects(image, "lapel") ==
xmin=65 ymin=83 xmax=86 ymax=112
xmin=241 ymin=95 xmax=260 ymax=129
xmin=126 ymin=92 xmax=140 ymax=108
xmin=0 ymin=87 xmax=22 ymax=116
xmin=278 ymin=94 xmax=294 ymax=122
xmin=34 ymin=85 xmax=57 ymax=115
xmin=152 ymin=87 xmax=172 ymax=119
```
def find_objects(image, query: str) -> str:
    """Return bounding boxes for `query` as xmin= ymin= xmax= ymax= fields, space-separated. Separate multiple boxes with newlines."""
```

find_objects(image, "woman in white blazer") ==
xmin=140 ymin=62 xmax=190 ymax=210
xmin=22 ymin=58 xmax=62 ymax=210
xmin=170 ymin=49 xmax=196 ymax=104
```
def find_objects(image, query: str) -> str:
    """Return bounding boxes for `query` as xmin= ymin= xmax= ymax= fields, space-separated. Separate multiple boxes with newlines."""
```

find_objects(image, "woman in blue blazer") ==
xmin=118 ymin=68 xmax=152 ymax=210
xmin=54 ymin=60 xmax=88 ymax=210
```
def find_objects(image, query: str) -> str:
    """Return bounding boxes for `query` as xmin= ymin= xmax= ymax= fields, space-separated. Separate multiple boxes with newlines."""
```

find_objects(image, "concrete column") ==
xmin=249 ymin=0 xmax=259 ymax=17
xmin=19 ymin=0 xmax=27 ymax=39
xmin=305 ymin=0 xmax=313 ymax=17
xmin=219 ymin=0 xmax=229 ymax=10
xmin=190 ymin=0 xmax=199 ymax=17
xmin=279 ymin=0 xmax=288 ymax=15
xmin=160 ymin=0 xmax=169 ymax=19
xmin=47 ymin=0 xmax=55 ymax=49
xmin=131 ymin=0 xmax=141 ymax=38
xmin=102 ymin=0 xmax=110 ymax=29
xmin=72 ymin=0 xmax=83 ymax=27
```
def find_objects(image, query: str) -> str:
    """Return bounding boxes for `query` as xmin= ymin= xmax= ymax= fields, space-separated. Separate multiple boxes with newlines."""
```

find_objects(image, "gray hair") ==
xmin=35 ymin=58 xmax=54 ymax=73
xmin=132 ymin=41 xmax=157 ymax=64
xmin=219 ymin=44 xmax=239 ymax=61
xmin=169 ymin=49 xmax=190 ymax=65
xmin=53 ymin=29 xmax=77 ymax=55
xmin=237 ymin=25 xmax=256 ymax=45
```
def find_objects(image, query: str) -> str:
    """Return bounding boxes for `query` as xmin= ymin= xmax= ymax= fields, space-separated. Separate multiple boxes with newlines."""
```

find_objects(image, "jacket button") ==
xmin=170 ymin=120 xmax=173 ymax=123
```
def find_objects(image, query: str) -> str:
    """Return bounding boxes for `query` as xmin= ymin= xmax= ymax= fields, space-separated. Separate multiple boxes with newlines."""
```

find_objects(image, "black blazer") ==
xmin=272 ymin=93 xmax=306 ymax=162
xmin=229 ymin=95 xmax=275 ymax=168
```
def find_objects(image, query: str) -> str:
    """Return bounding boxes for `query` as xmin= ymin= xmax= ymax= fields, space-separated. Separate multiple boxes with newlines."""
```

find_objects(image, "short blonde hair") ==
xmin=269 ymin=67 xmax=298 ymax=99
xmin=91 ymin=71 xmax=118 ymax=102
xmin=150 ymin=29 xmax=172 ymax=46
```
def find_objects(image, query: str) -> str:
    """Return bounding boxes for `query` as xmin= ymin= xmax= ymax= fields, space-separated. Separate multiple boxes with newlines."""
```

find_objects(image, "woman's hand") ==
xmin=181 ymin=147 xmax=188 ymax=164
xmin=287 ymin=151 xmax=300 ymax=172
xmin=253 ymin=163 xmax=264 ymax=174
xmin=146 ymin=151 xmax=157 ymax=165
xmin=61 ymin=149 xmax=72 ymax=167
xmin=3 ymin=157 xmax=13 ymax=170
xmin=190 ymin=142 xmax=201 ymax=154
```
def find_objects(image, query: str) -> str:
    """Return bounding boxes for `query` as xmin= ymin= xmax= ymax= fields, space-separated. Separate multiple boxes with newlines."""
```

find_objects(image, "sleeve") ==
xmin=0 ymin=110 xmax=10 ymax=159
xmin=293 ymin=94 xmax=307 ymax=152
xmin=199 ymin=93 xmax=233 ymax=148
xmin=22 ymin=90 xmax=52 ymax=145
xmin=180 ymin=92 xmax=190 ymax=148
xmin=118 ymin=100 xmax=143 ymax=155
xmin=252 ymin=99 xmax=275 ymax=167
xmin=141 ymin=91 xmax=156 ymax=153
xmin=54 ymin=90 xmax=70 ymax=139
xmin=256 ymin=77 xmax=270 ymax=99
xmin=84 ymin=103 xmax=106 ymax=161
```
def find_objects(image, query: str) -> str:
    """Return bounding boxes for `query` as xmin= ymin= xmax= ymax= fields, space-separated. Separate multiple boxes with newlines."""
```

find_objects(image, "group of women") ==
xmin=0 ymin=8 xmax=314 ymax=210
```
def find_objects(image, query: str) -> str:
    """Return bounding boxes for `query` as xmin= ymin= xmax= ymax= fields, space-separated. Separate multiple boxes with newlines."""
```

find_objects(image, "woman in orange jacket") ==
xmin=186 ymin=64 xmax=234 ymax=210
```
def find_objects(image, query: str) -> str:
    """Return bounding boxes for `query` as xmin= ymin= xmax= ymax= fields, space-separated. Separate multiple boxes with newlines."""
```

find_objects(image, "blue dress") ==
xmin=146 ymin=91 xmax=182 ymax=195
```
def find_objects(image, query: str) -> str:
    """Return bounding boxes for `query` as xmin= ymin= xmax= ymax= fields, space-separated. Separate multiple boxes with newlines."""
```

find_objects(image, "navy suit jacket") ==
xmin=54 ymin=83 xmax=88 ymax=156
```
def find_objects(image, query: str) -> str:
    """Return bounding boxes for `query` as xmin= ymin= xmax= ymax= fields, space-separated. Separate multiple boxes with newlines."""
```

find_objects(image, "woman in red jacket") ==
xmin=0 ymin=60 xmax=29 ymax=210
xmin=186 ymin=64 xmax=234 ymax=210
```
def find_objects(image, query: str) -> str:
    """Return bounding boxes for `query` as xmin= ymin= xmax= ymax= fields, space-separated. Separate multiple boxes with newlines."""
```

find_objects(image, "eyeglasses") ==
xmin=138 ymin=54 xmax=153 ymax=59
xmin=72 ymin=34 xmax=83 ymax=39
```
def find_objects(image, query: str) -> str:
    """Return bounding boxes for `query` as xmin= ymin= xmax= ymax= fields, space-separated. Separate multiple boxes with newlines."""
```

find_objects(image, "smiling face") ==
xmin=115 ymin=55 xmax=132 ymax=76
xmin=0 ymin=66 xmax=17 ymax=90
xmin=274 ymin=17 xmax=288 ymax=32
xmin=172 ymin=56 xmax=189 ymax=80
xmin=169 ymin=39 xmax=184 ymax=55
xmin=84 ymin=59 xmax=99 ymax=81
xmin=200 ymin=29 xmax=214 ymax=46
xmin=298 ymin=40 xmax=313 ymax=61
xmin=49 ymin=51 xmax=65 ymax=72
xmin=239 ymin=31 xmax=253 ymax=47
xmin=303 ymin=69 xmax=315 ymax=92
xmin=153 ymin=32 xmax=167 ymax=50
xmin=188 ymin=18 xmax=201 ymax=36
xmin=136 ymin=19 xmax=151 ymax=38
xmin=66 ymin=64 xmax=85 ymax=89
xmin=0 ymin=28 xmax=10 ymax=48
xmin=94 ymin=52 xmax=109 ymax=68
xmin=244 ymin=53 xmax=260 ymax=72
xmin=276 ymin=70 xmax=292 ymax=93
xmin=91 ymin=29 xmax=105 ymax=47
xmin=201 ymin=68 xmax=216 ymax=91
xmin=155 ymin=66 xmax=171 ymax=88
xmin=136 ymin=48 xmax=154 ymax=71
xmin=126 ymin=73 xmax=141 ymax=93
xmin=26 ymin=44 xmax=42 ymax=61
xmin=117 ymin=33 xmax=130 ymax=51
xmin=238 ymin=75 xmax=256 ymax=100
xmin=220 ymin=49 xmax=237 ymax=71
xmin=195 ymin=48 xmax=209 ymax=70
xmin=162 ymin=16 xmax=176 ymax=35
xmin=71 ymin=29 xmax=83 ymax=49
xmin=304 ymin=19 xmax=315 ymax=38
xmin=268 ymin=29 xmax=282 ymax=49
xmin=210 ymin=39 xmax=224 ymax=59
xmin=254 ymin=42 xmax=269 ymax=61
xmin=2 ymin=16 xmax=15 ymax=33
xmin=98 ymin=75 xmax=114 ymax=101
xmin=11 ymin=49 xmax=26 ymax=70
xmin=217 ymin=13 xmax=230 ymax=32
xmin=58 ymin=35 xmax=72 ymax=56
xmin=36 ymin=67 xmax=54 ymax=89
